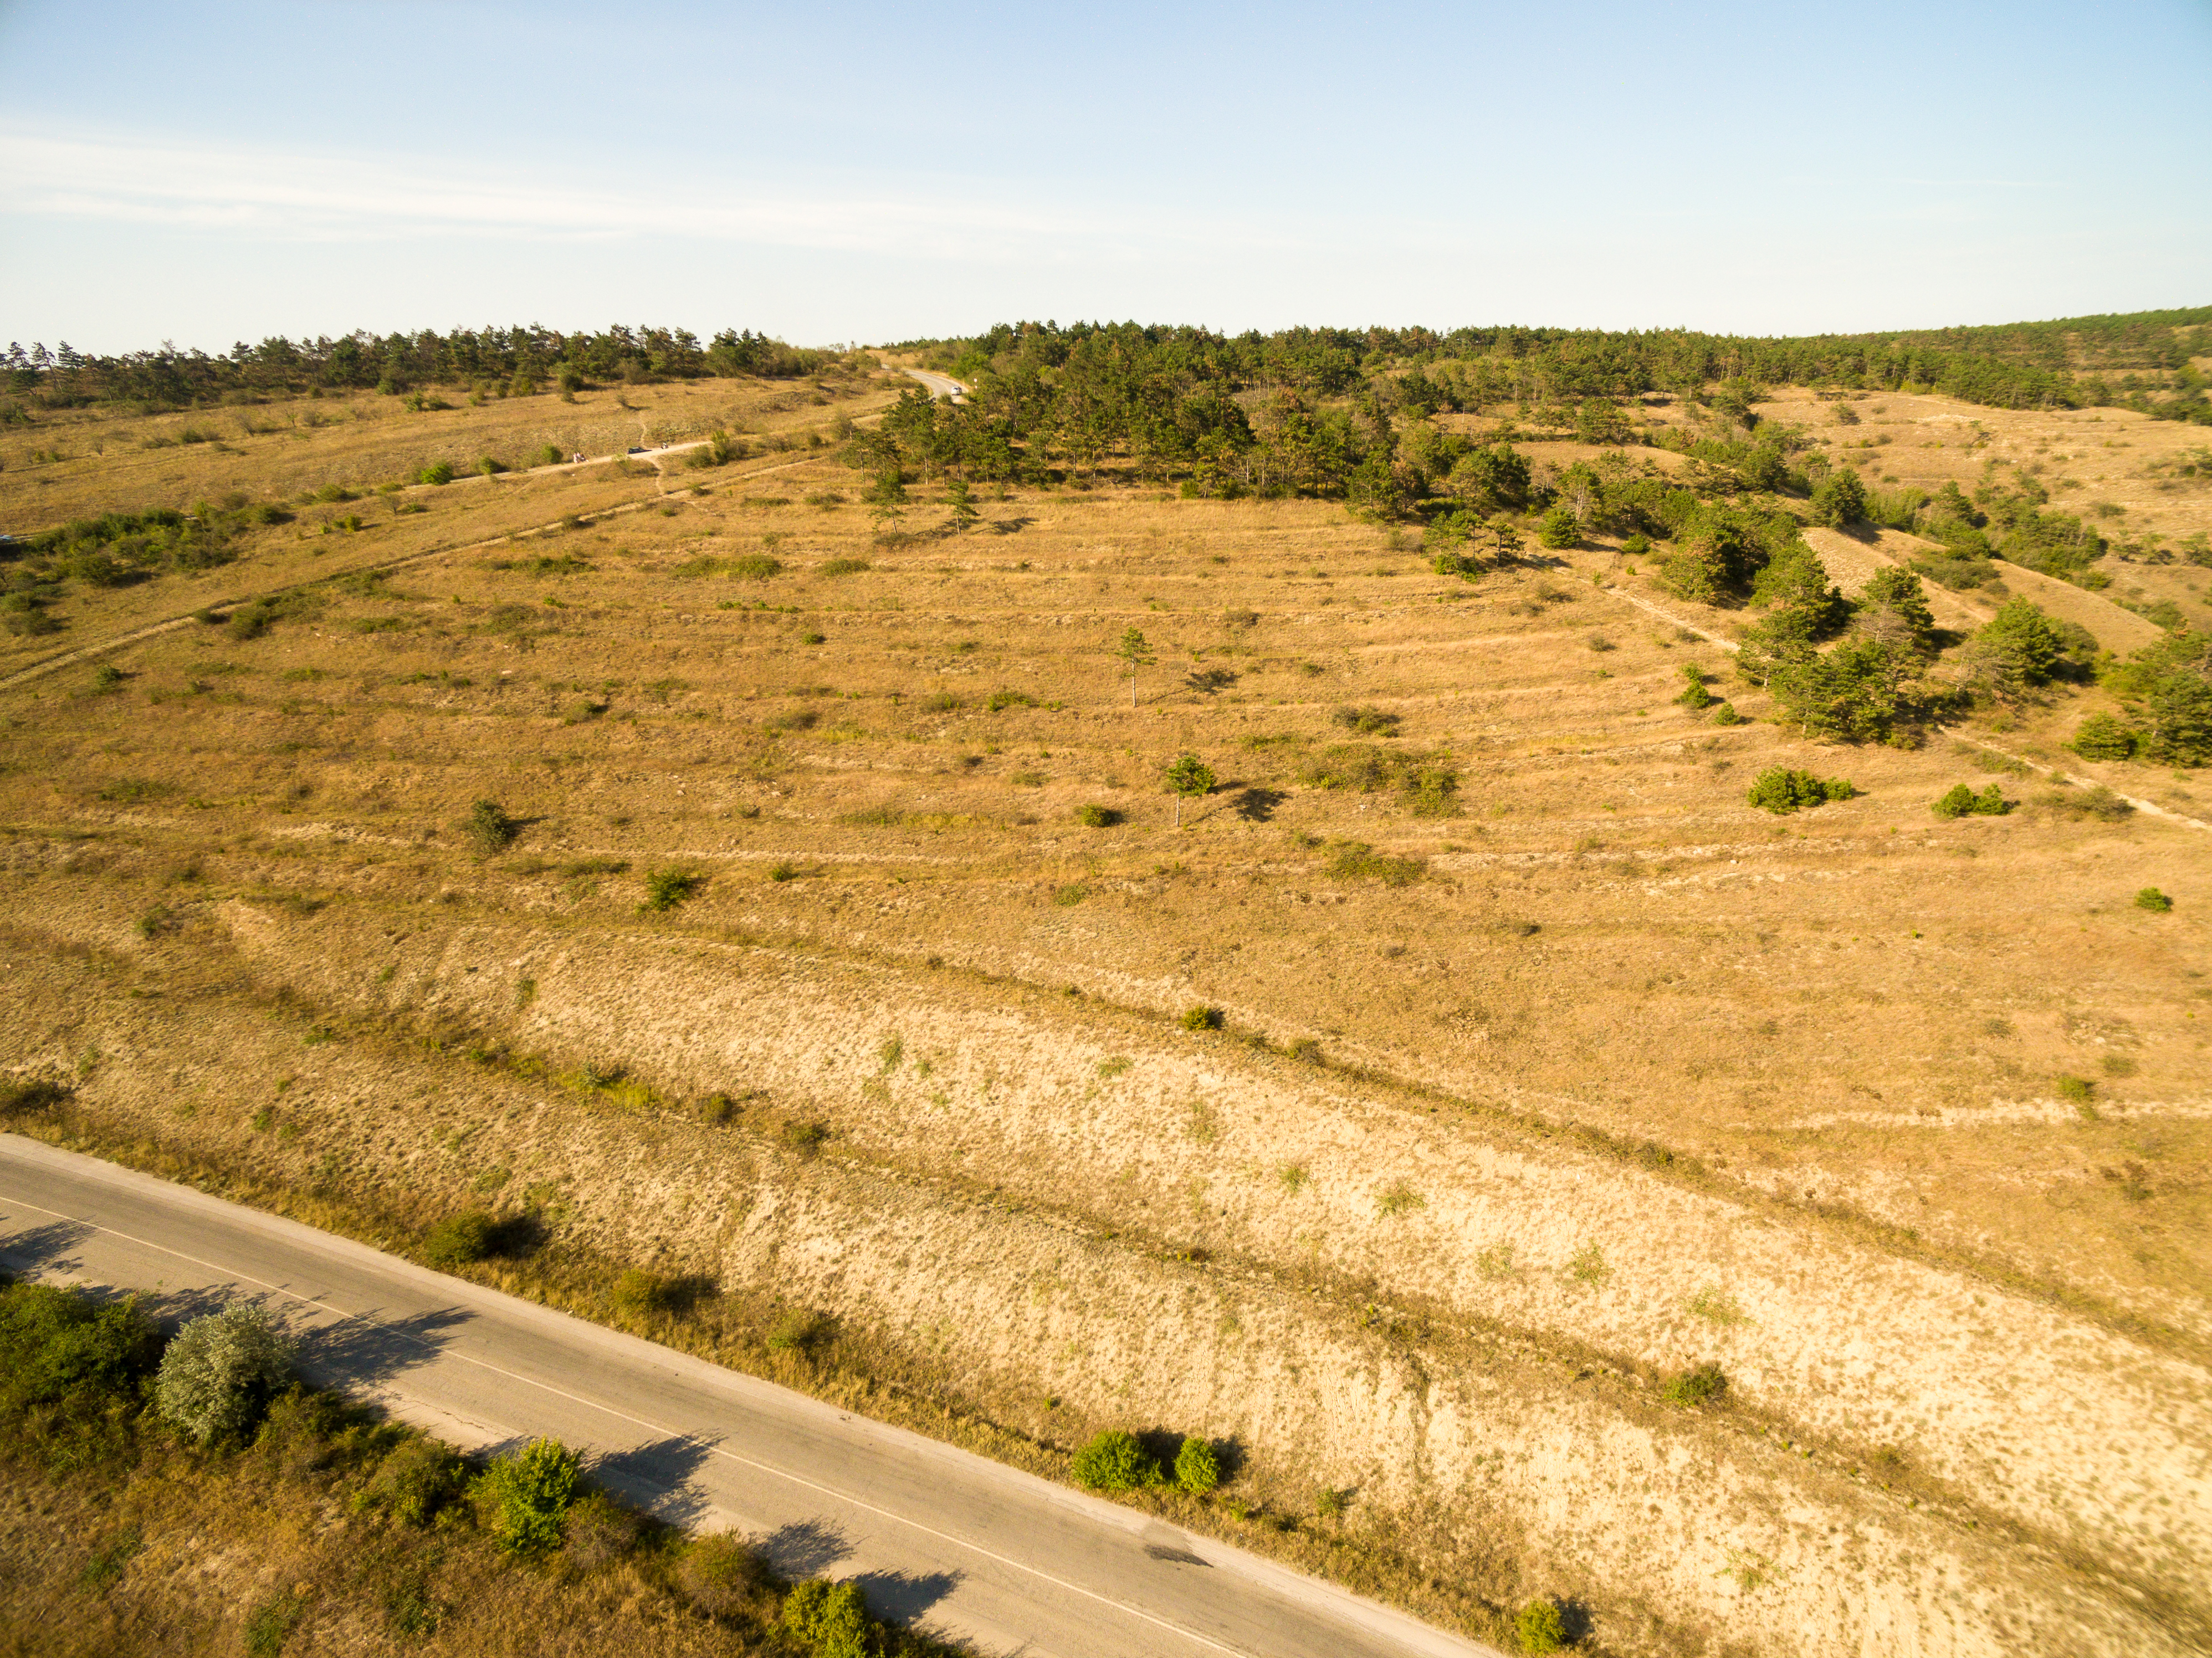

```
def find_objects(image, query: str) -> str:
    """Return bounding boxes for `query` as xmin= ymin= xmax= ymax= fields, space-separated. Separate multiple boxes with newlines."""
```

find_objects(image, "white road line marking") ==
xmin=4 ymin=1193 xmax=1248 ymax=1657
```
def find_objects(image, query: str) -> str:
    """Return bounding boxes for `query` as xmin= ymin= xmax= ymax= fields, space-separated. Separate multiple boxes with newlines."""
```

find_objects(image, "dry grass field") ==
xmin=4 ymin=361 xmax=2208 ymax=1656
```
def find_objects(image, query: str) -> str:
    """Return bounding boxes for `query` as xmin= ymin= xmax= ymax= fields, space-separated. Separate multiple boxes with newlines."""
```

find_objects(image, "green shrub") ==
xmin=1071 ymin=1429 xmax=1160 ymax=1491
xmin=1932 ymin=782 xmax=2011 ymax=819
xmin=611 ymin=1270 xmax=669 ymax=1317
xmin=1325 ymin=839 xmax=1425 ymax=884
xmin=365 ymin=1436 xmax=464 ymax=1526
xmin=1537 ymin=505 xmax=1579 ymax=548
xmin=1515 ymin=1598 xmax=1568 ymax=1655
xmin=1621 ymin=532 xmax=1650 ymax=556
xmin=729 ymin=554 xmax=782 ymax=579
xmin=1708 ymin=700 xmax=1741 ymax=725
xmin=1747 ymin=767 xmax=1853 ymax=813
xmin=767 ymin=1308 xmax=830 ymax=1354
xmin=482 ymin=1437 xmax=579 ymax=1555
xmin=783 ymin=1579 xmax=871 ymax=1658
xmin=1174 ymin=1436 xmax=1221 ymax=1495
xmin=1661 ymin=1361 xmax=1728 ymax=1408
xmin=422 ymin=1210 xmax=495 ymax=1269
xmin=2068 ymin=712 xmax=2138 ymax=761
xmin=1674 ymin=663 xmax=1712 ymax=709
xmin=466 ymin=798 xmax=519 ymax=854
xmin=1404 ymin=762 xmax=1460 ymax=817
xmin=817 ymin=557 xmax=871 ymax=577
xmin=2056 ymin=1074 xmax=2096 ymax=1106
xmin=675 ymin=1531 xmax=765 ymax=1613
xmin=1180 ymin=1005 xmax=1223 ymax=1031
xmin=155 ymin=1304 xmax=295 ymax=1445
xmin=0 ymin=1279 xmax=161 ymax=1419
xmin=1074 ymin=802 xmax=1120 ymax=827
xmin=416 ymin=460 xmax=455 ymax=486
xmin=642 ymin=868 xmax=702 ymax=912
xmin=1052 ymin=883 xmax=1088 ymax=907
xmin=2135 ymin=887 xmax=2173 ymax=913
xmin=1332 ymin=704 xmax=1400 ymax=735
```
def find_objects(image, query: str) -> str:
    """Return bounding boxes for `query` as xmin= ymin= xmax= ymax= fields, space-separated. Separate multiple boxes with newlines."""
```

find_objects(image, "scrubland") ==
xmin=2 ymin=357 xmax=2208 ymax=1657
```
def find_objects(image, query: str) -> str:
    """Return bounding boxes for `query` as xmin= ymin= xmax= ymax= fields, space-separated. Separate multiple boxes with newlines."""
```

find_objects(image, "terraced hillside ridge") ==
xmin=3 ymin=344 xmax=2209 ymax=1658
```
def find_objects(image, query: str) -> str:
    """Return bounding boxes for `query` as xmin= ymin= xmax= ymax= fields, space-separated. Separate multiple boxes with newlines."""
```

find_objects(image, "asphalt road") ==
xmin=0 ymin=1135 xmax=1492 ymax=1658
xmin=902 ymin=367 xmax=969 ymax=402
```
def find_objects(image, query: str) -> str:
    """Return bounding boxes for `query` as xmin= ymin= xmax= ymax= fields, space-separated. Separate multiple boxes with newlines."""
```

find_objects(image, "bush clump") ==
xmin=675 ymin=1530 xmax=766 ymax=1613
xmin=155 ymin=1304 xmax=295 ymax=1445
xmin=481 ymin=1436 xmax=580 ymax=1555
xmin=562 ymin=1490 xmax=640 ymax=1568
xmin=2135 ymin=886 xmax=2173 ymax=913
xmin=467 ymin=799 xmax=520 ymax=854
xmin=1747 ymin=767 xmax=1853 ymax=814
xmin=1074 ymin=802 xmax=1120 ymax=827
xmin=1173 ymin=1435 xmax=1221 ymax=1495
xmin=1932 ymin=782 xmax=2012 ymax=819
xmin=365 ymin=1436 xmax=465 ymax=1526
xmin=2036 ymin=785 xmax=2133 ymax=822
xmin=1660 ymin=1361 xmax=1728 ymax=1409
xmin=422 ymin=1209 xmax=496 ymax=1269
xmin=1515 ymin=1598 xmax=1569 ymax=1655
xmin=783 ymin=1579 xmax=872 ymax=1658
xmin=642 ymin=869 xmax=702 ymax=912
xmin=1180 ymin=1005 xmax=1223 ymax=1032
xmin=2069 ymin=712 xmax=2139 ymax=762
xmin=1325 ymin=838 xmax=1425 ymax=885
xmin=1072 ymin=1429 xmax=1161 ymax=1492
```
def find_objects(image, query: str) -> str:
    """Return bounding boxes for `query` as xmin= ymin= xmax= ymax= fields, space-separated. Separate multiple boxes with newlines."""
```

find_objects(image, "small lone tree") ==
xmin=156 ymin=1304 xmax=295 ymax=1445
xmin=467 ymin=799 xmax=519 ymax=854
xmin=946 ymin=477 xmax=979 ymax=533
xmin=1811 ymin=465 xmax=1867 ymax=528
xmin=1165 ymin=753 xmax=1216 ymax=826
xmin=1113 ymin=627 xmax=1155 ymax=708
xmin=867 ymin=463 xmax=908 ymax=532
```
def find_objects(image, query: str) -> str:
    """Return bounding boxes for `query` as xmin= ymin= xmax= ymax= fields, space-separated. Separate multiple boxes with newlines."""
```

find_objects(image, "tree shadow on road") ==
xmin=761 ymin=1517 xmax=853 ymax=1579
xmin=590 ymin=1435 xmax=723 ymax=1527
xmin=852 ymin=1566 xmax=963 ymax=1623
xmin=0 ymin=1219 xmax=96 ymax=1275
xmin=295 ymin=1306 xmax=478 ymax=1389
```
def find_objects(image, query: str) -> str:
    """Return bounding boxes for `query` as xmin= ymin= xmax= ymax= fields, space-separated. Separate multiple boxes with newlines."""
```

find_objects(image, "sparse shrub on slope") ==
xmin=1932 ymin=782 xmax=2012 ymax=818
xmin=1747 ymin=768 xmax=1853 ymax=813
xmin=422 ymin=1209 xmax=496 ymax=1268
xmin=1174 ymin=1436 xmax=1221 ymax=1494
xmin=1072 ymin=1429 xmax=1160 ymax=1491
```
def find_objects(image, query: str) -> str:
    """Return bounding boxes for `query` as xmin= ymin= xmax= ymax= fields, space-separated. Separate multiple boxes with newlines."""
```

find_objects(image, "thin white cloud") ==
xmin=0 ymin=125 xmax=1316 ymax=263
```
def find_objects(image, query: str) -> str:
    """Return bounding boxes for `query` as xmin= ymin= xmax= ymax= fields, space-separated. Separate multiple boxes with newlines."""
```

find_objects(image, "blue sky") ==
xmin=2 ymin=0 xmax=2207 ymax=351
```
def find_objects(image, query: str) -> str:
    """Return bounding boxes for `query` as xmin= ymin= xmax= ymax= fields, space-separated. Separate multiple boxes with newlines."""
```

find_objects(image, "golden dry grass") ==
xmin=4 ymin=374 xmax=2209 ymax=1657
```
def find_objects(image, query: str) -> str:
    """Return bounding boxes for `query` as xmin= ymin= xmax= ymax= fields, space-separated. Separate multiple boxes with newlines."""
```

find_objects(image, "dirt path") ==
xmin=0 ymin=446 xmax=825 ymax=692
